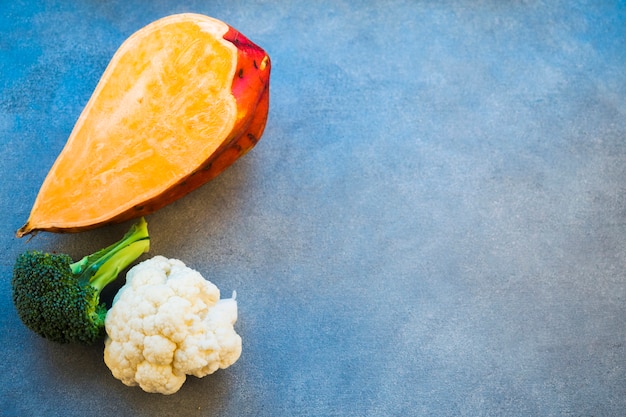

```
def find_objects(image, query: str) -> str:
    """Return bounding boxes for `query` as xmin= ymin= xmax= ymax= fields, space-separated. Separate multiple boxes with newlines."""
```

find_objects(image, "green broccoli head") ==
xmin=12 ymin=251 xmax=106 ymax=344
xmin=12 ymin=218 xmax=150 ymax=345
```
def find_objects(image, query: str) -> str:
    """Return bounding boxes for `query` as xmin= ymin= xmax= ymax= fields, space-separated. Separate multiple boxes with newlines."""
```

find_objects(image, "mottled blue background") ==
xmin=1 ymin=1 xmax=626 ymax=416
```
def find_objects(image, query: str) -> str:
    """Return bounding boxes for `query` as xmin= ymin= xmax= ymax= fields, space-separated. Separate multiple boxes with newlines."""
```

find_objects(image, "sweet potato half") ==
xmin=17 ymin=13 xmax=270 ymax=237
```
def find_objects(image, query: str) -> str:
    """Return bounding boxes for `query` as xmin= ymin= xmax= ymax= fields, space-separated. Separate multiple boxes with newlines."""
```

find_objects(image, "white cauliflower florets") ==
xmin=104 ymin=256 xmax=242 ymax=395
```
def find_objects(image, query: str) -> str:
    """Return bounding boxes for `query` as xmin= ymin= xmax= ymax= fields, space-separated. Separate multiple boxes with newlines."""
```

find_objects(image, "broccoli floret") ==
xmin=12 ymin=218 xmax=150 ymax=344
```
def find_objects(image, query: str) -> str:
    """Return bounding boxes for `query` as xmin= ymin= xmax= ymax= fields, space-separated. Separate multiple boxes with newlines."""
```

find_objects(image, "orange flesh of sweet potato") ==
xmin=17 ymin=14 xmax=270 ymax=237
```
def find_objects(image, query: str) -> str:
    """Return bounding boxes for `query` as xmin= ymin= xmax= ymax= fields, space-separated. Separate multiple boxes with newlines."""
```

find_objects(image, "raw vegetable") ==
xmin=17 ymin=13 xmax=271 ymax=237
xmin=11 ymin=218 xmax=150 ymax=344
xmin=104 ymin=256 xmax=241 ymax=395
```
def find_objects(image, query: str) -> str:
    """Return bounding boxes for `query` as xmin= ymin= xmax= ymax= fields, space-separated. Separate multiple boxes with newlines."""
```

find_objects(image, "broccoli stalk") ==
xmin=12 ymin=218 xmax=150 ymax=344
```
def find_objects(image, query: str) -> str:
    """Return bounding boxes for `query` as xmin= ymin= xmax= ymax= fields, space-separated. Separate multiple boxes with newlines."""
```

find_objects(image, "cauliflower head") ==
xmin=104 ymin=256 xmax=242 ymax=395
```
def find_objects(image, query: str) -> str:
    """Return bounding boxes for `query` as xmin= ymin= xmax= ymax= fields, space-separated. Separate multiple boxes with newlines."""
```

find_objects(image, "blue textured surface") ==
xmin=1 ymin=1 xmax=626 ymax=416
